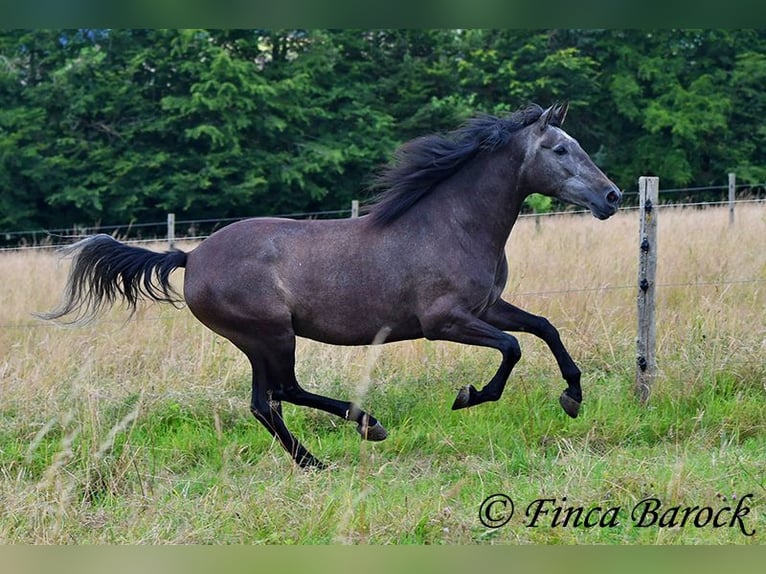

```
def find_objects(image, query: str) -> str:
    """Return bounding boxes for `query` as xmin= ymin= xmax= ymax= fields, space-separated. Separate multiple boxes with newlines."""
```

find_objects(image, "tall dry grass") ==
xmin=506 ymin=204 xmax=766 ymax=393
xmin=0 ymin=203 xmax=764 ymax=543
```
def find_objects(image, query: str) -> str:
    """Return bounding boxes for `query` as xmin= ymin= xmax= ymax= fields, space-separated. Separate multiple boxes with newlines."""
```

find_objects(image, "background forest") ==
xmin=1 ymin=29 xmax=765 ymax=233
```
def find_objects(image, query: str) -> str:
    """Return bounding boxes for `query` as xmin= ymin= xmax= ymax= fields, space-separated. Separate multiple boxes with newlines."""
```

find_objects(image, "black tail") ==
xmin=37 ymin=234 xmax=188 ymax=324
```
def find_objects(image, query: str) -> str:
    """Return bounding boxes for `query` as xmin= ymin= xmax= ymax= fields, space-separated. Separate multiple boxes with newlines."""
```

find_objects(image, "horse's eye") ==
xmin=553 ymin=145 xmax=568 ymax=156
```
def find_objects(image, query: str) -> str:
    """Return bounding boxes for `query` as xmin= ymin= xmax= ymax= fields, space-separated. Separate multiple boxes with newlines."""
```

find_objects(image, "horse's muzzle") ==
xmin=592 ymin=186 xmax=622 ymax=219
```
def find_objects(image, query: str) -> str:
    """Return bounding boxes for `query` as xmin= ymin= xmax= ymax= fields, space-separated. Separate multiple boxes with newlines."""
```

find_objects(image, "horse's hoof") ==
xmin=357 ymin=421 xmax=388 ymax=442
xmin=559 ymin=392 xmax=581 ymax=419
xmin=452 ymin=385 xmax=475 ymax=410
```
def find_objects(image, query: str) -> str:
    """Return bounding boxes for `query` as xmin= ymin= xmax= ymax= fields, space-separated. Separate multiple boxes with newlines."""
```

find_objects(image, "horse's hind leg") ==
xmin=250 ymin=375 xmax=324 ymax=468
xmin=264 ymin=335 xmax=387 ymax=442
xmin=281 ymin=385 xmax=388 ymax=442
xmin=247 ymin=355 xmax=324 ymax=469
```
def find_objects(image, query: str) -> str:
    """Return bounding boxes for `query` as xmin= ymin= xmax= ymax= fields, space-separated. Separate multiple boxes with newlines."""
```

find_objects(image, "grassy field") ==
xmin=0 ymin=204 xmax=765 ymax=544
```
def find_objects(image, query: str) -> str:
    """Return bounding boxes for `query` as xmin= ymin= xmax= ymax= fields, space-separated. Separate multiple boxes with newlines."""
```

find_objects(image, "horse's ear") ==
xmin=539 ymin=105 xmax=554 ymax=131
xmin=553 ymin=101 xmax=569 ymax=126
xmin=539 ymin=102 xmax=569 ymax=131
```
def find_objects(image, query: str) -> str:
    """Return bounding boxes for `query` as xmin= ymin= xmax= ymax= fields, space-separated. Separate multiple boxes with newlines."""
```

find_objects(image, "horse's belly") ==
xmin=293 ymin=313 xmax=423 ymax=346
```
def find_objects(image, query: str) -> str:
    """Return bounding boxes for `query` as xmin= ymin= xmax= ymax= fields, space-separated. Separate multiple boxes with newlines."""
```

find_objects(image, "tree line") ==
xmin=1 ymin=29 xmax=764 ymax=233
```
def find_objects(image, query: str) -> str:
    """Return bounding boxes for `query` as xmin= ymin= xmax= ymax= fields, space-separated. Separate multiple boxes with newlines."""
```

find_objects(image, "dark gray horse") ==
xmin=40 ymin=103 xmax=622 ymax=468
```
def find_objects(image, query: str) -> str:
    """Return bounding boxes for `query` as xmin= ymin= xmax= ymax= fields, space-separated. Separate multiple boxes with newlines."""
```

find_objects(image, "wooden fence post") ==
xmin=167 ymin=213 xmax=176 ymax=248
xmin=351 ymin=200 xmax=359 ymax=218
xmin=728 ymin=172 xmax=736 ymax=227
xmin=636 ymin=176 xmax=659 ymax=403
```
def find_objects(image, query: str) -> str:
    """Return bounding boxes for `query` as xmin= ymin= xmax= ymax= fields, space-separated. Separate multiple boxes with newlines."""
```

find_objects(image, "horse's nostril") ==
xmin=606 ymin=190 xmax=621 ymax=205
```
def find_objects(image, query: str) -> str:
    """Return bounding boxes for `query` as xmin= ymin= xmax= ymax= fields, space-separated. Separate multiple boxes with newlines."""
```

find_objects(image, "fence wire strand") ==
xmin=3 ymin=197 xmax=765 ymax=253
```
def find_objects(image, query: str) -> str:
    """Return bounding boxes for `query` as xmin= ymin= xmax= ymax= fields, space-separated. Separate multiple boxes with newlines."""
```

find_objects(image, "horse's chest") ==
xmin=465 ymin=260 xmax=508 ymax=315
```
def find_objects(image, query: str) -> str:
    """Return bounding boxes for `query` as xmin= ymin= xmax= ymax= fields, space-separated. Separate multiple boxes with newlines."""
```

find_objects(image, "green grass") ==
xmin=1 ymin=355 xmax=764 ymax=544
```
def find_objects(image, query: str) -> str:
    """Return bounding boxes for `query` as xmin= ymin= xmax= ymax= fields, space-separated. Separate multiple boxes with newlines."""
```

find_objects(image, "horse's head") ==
xmin=521 ymin=103 xmax=622 ymax=220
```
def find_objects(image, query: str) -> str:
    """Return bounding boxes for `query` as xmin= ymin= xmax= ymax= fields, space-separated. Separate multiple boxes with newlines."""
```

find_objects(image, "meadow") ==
xmin=0 ymin=203 xmax=764 ymax=544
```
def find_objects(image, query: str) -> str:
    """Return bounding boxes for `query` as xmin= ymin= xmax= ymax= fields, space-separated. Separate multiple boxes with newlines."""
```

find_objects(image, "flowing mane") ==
xmin=367 ymin=103 xmax=547 ymax=226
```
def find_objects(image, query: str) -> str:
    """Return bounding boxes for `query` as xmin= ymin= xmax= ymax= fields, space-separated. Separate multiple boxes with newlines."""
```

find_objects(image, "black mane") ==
xmin=367 ymin=103 xmax=546 ymax=226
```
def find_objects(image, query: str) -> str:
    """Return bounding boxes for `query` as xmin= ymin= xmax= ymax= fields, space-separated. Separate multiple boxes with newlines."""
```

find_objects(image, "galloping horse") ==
xmin=40 ymin=103 xmax=622 ymax=468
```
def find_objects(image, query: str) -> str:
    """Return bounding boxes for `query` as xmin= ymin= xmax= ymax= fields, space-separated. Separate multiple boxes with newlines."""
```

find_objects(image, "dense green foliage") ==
xmin=1 ymin=29 xmax=765 ymax=232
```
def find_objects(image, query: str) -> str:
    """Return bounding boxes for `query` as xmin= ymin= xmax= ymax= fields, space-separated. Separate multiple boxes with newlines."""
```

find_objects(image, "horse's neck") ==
xmin=437 ymin=152 xmax=525 ymax=256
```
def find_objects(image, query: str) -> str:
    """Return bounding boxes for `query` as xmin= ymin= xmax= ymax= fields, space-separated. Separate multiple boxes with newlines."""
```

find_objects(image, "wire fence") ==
xmin=2 ymin=179 xmax=766 ymax=252
xmin=0 ymin=208 xmax=352 ymax=251
xmin=2 ymin=197 xmax=766 ymax=253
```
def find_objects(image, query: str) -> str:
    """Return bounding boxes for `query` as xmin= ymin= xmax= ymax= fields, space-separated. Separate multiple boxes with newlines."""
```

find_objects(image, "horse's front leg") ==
xmin=480 ymin=298 xmax=582 ymax=418
xmin=421 ymin=306 xmax=522 ymax=410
